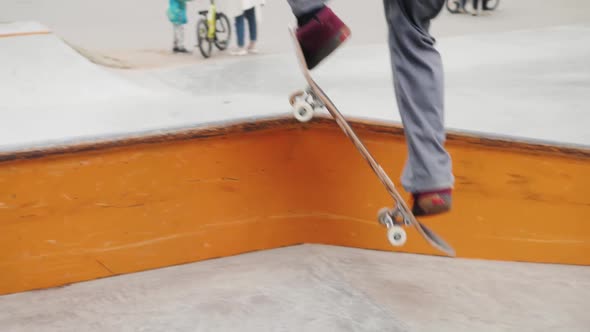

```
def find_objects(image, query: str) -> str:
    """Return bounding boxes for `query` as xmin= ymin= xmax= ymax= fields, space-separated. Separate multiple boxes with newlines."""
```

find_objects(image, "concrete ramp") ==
xmin=0 ymin=22 xmax=148 ymax=108
xmin=0 ymin=245 xmax=589 ymax=331
xmin=0 ymin=22 xmax=291 ymax=152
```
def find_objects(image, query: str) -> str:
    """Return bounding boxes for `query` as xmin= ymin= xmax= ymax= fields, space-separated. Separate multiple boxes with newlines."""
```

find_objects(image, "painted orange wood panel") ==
xmin=299 ymin=127 xmax=590 ymax=263
xmin=0 ymin=129 xmax=310 ymax=294
xmin=0 ymin=120 xmax=588 ymax=295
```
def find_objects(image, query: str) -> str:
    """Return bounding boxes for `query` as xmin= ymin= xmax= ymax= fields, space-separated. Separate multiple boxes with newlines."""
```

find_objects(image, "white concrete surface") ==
xmin=0 ymin=23 xmax=289 ymax=152
xmin=0 ymin=245 xmax=588 ymax=331
xmin=1 ymin=21 xmax=589 ymax=153
xmin=0 ymin=21 xmax=48 ymax=35
xmin=1 ymin=31 xmax=147 ymax=108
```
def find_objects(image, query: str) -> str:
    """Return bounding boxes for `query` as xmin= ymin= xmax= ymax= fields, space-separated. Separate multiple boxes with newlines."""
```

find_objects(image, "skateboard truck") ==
xmin=377 ymin=205 xmax=410 ymax=247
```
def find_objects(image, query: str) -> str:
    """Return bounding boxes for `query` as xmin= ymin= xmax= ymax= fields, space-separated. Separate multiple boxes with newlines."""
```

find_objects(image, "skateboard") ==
xmin=287 ymin=27 xmax=455 ymax=257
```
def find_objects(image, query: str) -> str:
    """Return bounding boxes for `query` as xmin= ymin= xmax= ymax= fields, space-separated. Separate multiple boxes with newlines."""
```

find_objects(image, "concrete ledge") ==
xmin=1 ymin=117 xmax=588 ymax=295
xmin=0 ymin=21 xmax=50 ymax=38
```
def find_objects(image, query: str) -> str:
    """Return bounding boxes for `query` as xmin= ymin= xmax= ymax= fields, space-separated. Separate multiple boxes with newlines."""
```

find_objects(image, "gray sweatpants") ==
xmin=287 ymin=0 xmax=454 ymax=193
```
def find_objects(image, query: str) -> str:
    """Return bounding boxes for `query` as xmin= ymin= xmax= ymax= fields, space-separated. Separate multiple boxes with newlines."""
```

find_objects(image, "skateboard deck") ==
xmin=287 ymin=27 xmax=455 ymax=257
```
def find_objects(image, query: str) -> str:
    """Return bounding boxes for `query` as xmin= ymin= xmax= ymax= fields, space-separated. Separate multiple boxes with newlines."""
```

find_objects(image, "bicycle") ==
xmin=446 ymin=0 xmax=500 ymax=14
xmin=195 ymin=0 xmax=231 ymax=58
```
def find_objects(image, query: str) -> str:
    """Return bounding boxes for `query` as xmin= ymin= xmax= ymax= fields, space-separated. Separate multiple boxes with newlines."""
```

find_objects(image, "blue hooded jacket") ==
xmin=167 ymin=0 xmax=192 ymax=25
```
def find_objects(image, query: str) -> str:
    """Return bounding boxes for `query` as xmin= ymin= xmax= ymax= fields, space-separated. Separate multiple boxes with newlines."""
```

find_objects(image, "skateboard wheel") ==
xmin=293 ymin=101 xmax=314 ymax=122
xmin=387 ymin=226 xmax=407 ymax=247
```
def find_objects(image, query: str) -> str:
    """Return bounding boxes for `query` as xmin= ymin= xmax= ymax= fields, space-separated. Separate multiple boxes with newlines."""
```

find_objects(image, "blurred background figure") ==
xmin=226 ymin=0 xmax=265 ymax=55
xmin=472 ymin=0 xmax=482 ymax=15
xmin=167 ymin=0 xmax=194 ymax=53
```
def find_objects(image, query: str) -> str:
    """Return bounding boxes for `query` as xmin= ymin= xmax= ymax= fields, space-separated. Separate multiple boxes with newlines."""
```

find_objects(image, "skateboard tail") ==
xmin=417 ymin=222 xmax=456 ymax=257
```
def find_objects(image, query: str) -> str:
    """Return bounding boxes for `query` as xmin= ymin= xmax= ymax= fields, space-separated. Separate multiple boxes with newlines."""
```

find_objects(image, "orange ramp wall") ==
xmin=1 ymin=118 xmax=588 ymax=295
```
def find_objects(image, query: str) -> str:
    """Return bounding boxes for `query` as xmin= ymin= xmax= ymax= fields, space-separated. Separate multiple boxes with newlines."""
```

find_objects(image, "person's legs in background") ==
xmin=172 ymin=24 xmax=188 ymax=53
xmin=460 ymin=0 xmax=468 ymax=13
xmin=244 ymin=7 xmax=258 ymax=53
xmin=472 ymin=0 xmax=481 ymax=15
xmin=231 ymin=13 xmax=248 ymax=55
xmin=383 ymin=0 xmax=454 ymax=216
xmin=167 ymin=0 xmax=189 ymax=53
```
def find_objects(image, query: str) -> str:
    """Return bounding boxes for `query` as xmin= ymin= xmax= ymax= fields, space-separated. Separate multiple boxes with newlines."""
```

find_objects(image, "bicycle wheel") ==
xmin=445 ymin=0 xmax=463 ymax=14
xmin=214 ymin=12 xmax=231 ymax=51
xmin=196 ymin=19 xmax=212 ymax=58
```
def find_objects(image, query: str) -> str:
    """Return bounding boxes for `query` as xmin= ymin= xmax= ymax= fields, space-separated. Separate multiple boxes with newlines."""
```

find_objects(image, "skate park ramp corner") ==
xmin=0 ymin=21 xmax=148 ymax=109
xmin=0 ymin=21 xmax=589 ymax=296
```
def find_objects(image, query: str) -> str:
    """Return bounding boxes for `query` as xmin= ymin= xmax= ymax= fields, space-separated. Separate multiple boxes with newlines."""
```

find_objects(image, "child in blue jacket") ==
xmin=167 ymin=0 xmax=193 ymax=53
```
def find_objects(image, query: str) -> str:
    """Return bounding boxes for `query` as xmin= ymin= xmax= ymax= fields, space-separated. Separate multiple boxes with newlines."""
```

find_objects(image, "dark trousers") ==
xmin=235 ymin=7 xmax=257 ymax=47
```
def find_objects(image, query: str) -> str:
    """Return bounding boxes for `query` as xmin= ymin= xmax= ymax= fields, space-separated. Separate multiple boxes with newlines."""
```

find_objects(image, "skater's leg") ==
xmin=285 ymin=0 xmax=326 ymax=16
xmin=285 ymin=0 xmax=350 ymax=69
xmin=383 ymin=0 xmax=454 ymax=215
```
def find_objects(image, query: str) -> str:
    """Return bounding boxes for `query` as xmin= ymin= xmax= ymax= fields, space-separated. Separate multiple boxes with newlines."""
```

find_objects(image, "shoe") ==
xmin=247 ymin=43 xmax=259 ymax=54
xmin=411 ymin=189 xmax=452 ymax=217
xmin=173 ymin=46 xmax=189 ymax=53
xmin=295 ymin=6 xmax=350 ymax=70
xmin=230 ymin=48 xmax=248 ymax=56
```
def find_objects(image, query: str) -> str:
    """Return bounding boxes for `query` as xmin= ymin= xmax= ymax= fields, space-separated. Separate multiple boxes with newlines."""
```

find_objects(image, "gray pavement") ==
xmin=1 ymin=245 xmax=589 ymax=331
